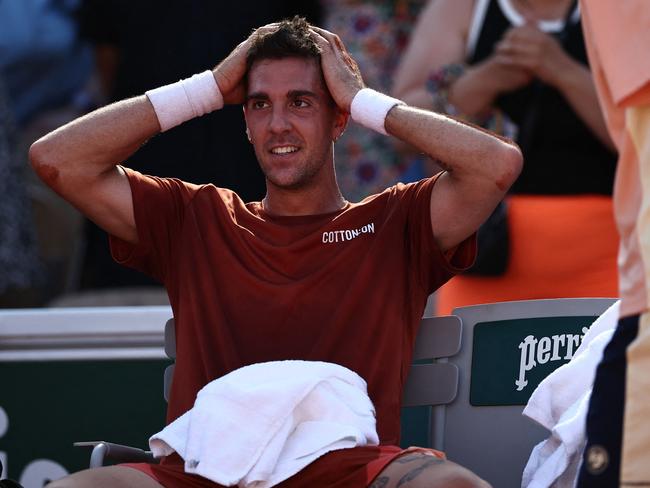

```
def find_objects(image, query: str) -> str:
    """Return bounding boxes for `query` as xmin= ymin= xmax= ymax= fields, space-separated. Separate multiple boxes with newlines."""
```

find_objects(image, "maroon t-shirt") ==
xmin=111 ymin=167 xmax=475 ymax=487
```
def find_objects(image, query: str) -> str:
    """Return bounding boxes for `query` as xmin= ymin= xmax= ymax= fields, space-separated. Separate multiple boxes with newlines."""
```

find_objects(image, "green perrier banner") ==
xmin=470 ymin=316 xmax=596 ymax=406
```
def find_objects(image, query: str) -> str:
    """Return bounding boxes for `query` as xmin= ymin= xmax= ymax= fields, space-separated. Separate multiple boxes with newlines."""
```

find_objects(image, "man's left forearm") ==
xmin=385 ymin=103 xmax=522 ymax=251
xmin=385 ymin=104 xmax=521 ymax=191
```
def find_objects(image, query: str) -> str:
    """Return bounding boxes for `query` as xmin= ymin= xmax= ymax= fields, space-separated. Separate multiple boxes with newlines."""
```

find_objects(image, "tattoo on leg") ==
xmin=370 ymin=475 xmax=390 ymax=488
xmin=394 ymin=453 xmax=429 ymax=464
xmin=395 ymin=458 xmax=445 ymax=487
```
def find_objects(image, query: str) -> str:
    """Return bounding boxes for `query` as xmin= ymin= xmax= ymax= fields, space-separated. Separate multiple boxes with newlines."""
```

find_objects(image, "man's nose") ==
xmin=269 ymin=106 xmax=291 ymax=133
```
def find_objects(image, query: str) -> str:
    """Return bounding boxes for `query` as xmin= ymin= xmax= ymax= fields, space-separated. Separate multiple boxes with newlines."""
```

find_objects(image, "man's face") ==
xmin=243 ymin=57 xmax=346 ymax=191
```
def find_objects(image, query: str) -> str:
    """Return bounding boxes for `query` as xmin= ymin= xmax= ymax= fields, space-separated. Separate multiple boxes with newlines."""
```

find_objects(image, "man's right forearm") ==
xmin=29 ymin=96 xmax=160 ymax=191
xmin=28 ymin=95 xmax=161 ymax=244
xmin=28 ymin=51 xmax=235 ymax=242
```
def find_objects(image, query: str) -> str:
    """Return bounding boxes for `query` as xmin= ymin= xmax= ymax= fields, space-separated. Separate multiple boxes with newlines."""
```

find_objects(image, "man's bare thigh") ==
xmin=44 ymin=454 xmax=490 ymax=488
xmin=46 ymin=465 xmax=164 ymax=488
xmin=370 ymin=451 xmax=491 ymax=488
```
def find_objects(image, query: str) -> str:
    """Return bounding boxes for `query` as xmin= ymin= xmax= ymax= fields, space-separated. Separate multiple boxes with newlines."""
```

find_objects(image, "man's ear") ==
xmin=332 ymin=108 xmax=350 ymax=142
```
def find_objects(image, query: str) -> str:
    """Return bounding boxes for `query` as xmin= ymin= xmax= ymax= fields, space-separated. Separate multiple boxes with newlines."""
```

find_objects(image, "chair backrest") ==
xmin=163 ymin=318 xmax=176 ymax=402
xmin=439 ymin=297 xmax=617 ymax=488
xmin=162 ymin=315 xmax=463 ymax=409
xmin=402 ymin=315 xmax=462 ymax=407
xmin=399 ymin=315 xmax=464 ymax=448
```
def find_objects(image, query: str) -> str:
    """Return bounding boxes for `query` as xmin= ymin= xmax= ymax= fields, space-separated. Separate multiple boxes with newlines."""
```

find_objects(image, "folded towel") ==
xmin=522 ymin=301 xmax=619 ymax=488
xmin=150 ymin=360 xmax=379 ymax=488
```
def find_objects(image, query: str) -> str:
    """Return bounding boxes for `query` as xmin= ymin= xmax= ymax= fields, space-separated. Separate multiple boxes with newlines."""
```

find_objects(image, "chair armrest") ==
xmin=74 ymin=441 xmax=156 ymax=468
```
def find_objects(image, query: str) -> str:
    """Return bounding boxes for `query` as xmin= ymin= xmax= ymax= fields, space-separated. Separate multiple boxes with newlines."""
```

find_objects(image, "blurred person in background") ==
xmin=77 ymin=1 xmax=321 ymax=295
xmin=393 ymin=0 xmax=619 ymax=314
xmin=322 ymin=0 xmax=429 ymax=202
xmin=0 ymin=78 xmax=41 ymax=308
xmin=0 ymin=0 xmax=94 ymax=306
xmin=577 ymin=2 xmax=650 ymax=486
xmin=0 ymin=0 xmax=93 ymax=128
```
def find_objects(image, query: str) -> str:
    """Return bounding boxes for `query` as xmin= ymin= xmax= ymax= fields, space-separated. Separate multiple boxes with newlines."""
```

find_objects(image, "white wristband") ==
xmin=145 ymin=71 xmax=224 ymax=132
xmin=350 ymin=88 xmax=404 ymax=135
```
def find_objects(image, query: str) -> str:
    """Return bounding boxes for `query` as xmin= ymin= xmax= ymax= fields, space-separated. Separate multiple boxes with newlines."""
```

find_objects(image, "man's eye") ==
xmin=293 ymin=99 xmax=309 ymax=108
xmin=252 ymin=100 xmax=268 ymax=109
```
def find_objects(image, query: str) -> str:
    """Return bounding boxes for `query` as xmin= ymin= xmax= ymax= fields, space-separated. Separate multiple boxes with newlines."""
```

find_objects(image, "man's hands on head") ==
xmin=308 ymin=27 xmax=365 ymax=112
xmin=212 ymin=23 xmax=280 ymax=105
xmin=212 ymin=23 xmax=365 ymax=113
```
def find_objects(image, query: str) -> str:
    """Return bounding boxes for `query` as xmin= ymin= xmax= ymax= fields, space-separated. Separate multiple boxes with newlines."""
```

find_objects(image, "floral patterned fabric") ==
xmin=323 ymin=0 xmax=427 ymax=202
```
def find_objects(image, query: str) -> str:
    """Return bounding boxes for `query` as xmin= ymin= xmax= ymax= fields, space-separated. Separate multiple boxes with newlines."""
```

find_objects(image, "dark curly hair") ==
xmin=246 ymin=16 xmax=321 ymax=71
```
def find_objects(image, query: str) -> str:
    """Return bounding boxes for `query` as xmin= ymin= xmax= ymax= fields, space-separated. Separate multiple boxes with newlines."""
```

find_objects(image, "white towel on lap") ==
xmin=522 ymin=301 xmax=619 ymax=488
xmin=149 ymin=360 xmax=379 ymax=488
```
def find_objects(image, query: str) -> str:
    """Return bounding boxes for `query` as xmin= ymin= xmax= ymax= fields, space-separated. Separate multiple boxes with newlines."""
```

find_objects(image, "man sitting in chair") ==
xmin=31 ymin=17 xmax=521 ymax=488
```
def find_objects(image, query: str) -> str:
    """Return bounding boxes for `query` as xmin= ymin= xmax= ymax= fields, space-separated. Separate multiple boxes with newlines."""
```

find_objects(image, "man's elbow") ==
xmin=493 ymin=143 xmax=523 ymax=193
xmin=29 ymin=138 xmax=61 ymax=190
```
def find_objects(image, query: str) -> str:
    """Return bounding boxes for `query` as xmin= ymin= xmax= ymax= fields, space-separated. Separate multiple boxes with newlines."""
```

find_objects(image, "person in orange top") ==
xmin=30 ymin=17 xmax=521 ymax=488
xmin=578 ymin=2 xmax=650 ymax=486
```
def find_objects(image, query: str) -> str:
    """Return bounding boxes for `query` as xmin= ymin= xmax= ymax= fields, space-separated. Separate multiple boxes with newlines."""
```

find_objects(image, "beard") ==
xmin=257 ymin=145 xmax=332 ymax=191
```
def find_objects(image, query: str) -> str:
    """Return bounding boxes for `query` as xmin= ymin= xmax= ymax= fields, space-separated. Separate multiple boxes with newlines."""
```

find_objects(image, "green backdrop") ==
xmin=1 ymin=359 xmax=169 ymax=484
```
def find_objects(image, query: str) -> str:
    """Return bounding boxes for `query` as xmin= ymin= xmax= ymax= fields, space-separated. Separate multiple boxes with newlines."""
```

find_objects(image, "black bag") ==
xmin=466 ymin=199 xmax=510 ymax=276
